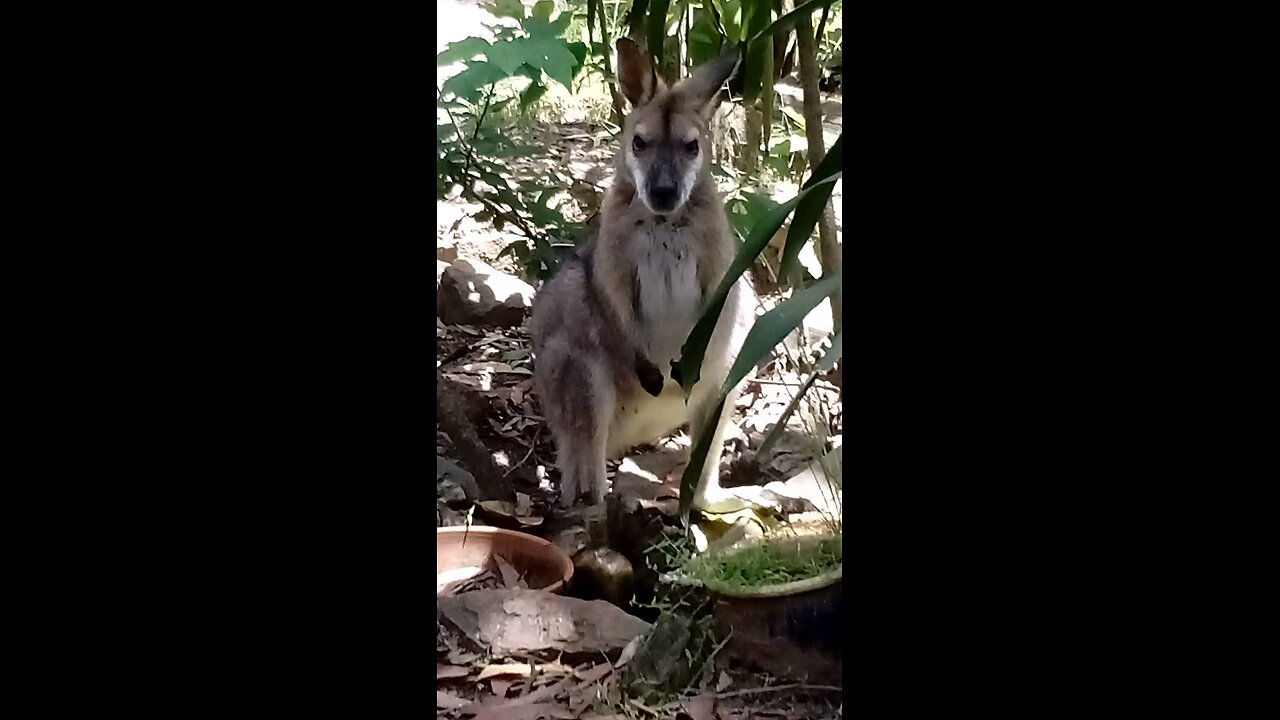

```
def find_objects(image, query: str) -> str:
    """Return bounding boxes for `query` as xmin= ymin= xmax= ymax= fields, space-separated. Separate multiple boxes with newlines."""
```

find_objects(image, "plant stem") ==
xmin=754 ymin=370 xmax=820 ymax=460
xmin=461 ymin=89 xmax=494 ymax=178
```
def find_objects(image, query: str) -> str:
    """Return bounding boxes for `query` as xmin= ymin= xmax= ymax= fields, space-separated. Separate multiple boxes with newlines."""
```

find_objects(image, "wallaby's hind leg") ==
xmin=539 ymin=354 xmax=614 ymax=508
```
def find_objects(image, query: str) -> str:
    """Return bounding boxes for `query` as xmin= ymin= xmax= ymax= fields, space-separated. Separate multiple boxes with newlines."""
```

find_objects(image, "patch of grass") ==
xmin=684 ymin=537 xmax=842 ymax=591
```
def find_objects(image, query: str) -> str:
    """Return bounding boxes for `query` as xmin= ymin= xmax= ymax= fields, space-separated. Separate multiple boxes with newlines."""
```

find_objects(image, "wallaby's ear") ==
xmin=678 ymin=43 xmax=742 ymax=112
xmin=616 ymin=37 xmax=663 ymax=107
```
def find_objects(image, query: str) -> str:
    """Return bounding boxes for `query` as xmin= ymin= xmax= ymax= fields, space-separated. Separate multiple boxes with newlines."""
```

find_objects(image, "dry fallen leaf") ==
xmin=716 ymin=670 xmax=733 ymax=692
xmin=478 ymin=500 xmax=516 ymax=517
xmin=436 ymin=690 xmax=470 ymax=709
xmin=477 ymin=663 xmax=534 ymax=681
xmin=514 ymin=492 xmax=533 ymax=516
xmin=614 ymin=636 xmax=642 ymax=668
xmin=491 ymin=678 xmax=514 ymax=698
xmin=677 ymin=692 xmax=717 ymax=720
xmin=460 ymin=361 xmax=532 ymax=375
xmin=448 ymin=648 xmax=481 ymax=665
xmin=477 ymin=661 xmax=571 ymax=682
xmin=492 ymin=555 xmax=527 ymax=589
xmin=437 ymin=664 xmax=471 ymax=680
xmin=575 ymin=662 xmax=613 ymax=685
xmin=471 ymin=702 xmax=574 ymax=720
xmin=477 ymin=499 xmax=545 ymax=527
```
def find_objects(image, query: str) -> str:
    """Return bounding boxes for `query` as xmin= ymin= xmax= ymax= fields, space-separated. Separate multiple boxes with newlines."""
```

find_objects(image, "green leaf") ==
xmin=484 ymin=0 xmax=526 ymax=20
xmin=523 ymin=13 xmax=573 ymax=38
xmin=779 ymin=134 xmax=842 ymax=281
xmin=484 ymin=40 xmax=530 ymax=75
xmin=687 ymin=10 xmax=723 ymax=66
xmin=498 ymin=239 xmax=529 ymax=261
xmin=741 ymin=0 xmax=771 ymax=104
xmin=677 ymin=272 xmax=843 ymax=516
xmin=440 ymin=61 xmax=508 ymax=102
xmin=521 ymin=78 xmax=549 ymax=108
xmin=532 ymin=0 xmax=555 ymax=21
xmin=725 ymin=273 xmax=842 ymax=402
xmin=707 ymin=0 xmax=731 ymax=41
xmin=672 ymin=172 xmax=839 ymax=392
xmin=746 ymin=0 xmax=836 ymax=47
xmin=520 ymin=36 xmax=580 ymax=88
xmin=814 ymin=329 xmax=843 ymax=374
xmin=437 ymin=37 xmax=492 ymax=66
xmin=711 ymin=0 xmax=740 ymax=41
xmin=567 ymin=41 xmax=589 ymax=79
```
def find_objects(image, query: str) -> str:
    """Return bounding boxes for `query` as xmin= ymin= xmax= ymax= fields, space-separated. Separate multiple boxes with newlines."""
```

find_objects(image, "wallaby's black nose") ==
xmin=649 ymin=183 xmax=678 ymax=211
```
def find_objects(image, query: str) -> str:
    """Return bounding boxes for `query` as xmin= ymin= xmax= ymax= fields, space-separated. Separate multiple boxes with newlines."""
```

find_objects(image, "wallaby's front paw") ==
xmin=635 ymin=356 xmax=664 ymax=397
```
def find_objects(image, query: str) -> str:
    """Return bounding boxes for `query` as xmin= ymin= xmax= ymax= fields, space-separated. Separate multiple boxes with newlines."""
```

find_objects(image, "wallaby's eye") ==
xmin=632 ymin=136 xmax=647 ymax=152
xmin=684 ymin=140 xmax=699 ymax=154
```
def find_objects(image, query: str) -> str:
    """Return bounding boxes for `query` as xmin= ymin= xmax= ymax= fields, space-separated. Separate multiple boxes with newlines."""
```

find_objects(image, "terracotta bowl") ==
xmin=436 ymin=526 xmax=574 ymax=595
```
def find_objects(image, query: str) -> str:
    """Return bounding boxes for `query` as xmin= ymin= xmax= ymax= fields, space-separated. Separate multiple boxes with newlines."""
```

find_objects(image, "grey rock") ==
xmin=437 ymin=589 xmax=651 ymax=660
xmin=437 ymin=257 xmax=536 ymax=327
xmin=571 ymin=547 xmax=635 ymax=608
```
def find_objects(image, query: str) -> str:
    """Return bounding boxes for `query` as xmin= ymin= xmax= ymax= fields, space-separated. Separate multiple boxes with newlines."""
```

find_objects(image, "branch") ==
xmin=462 ymin=89 xmax=494 ymax=178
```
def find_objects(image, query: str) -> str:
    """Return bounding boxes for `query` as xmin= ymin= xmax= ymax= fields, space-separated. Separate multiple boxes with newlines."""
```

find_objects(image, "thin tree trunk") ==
xmin=795 ymin=10 xmax=842 ymax=336
xmin=593 ymin=0 xmax=626 ymax=124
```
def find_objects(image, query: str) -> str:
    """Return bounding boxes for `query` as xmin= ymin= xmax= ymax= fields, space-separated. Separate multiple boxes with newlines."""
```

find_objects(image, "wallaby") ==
xmin=530 ymin=38 xmax=757 ymax=510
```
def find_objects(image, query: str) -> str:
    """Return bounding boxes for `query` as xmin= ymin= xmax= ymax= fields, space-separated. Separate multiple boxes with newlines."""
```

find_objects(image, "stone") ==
xmin=437 ymin=589 xmax=652 ymax=661
xmin=571 ymin=547 xmax=635 ymax=608
xmin=437 ymin=257 xmax=536 ymax=327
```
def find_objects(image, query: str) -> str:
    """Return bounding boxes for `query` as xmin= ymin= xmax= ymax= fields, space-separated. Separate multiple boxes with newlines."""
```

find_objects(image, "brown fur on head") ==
xmin=615 ymin=38 xmax=741 ymax=215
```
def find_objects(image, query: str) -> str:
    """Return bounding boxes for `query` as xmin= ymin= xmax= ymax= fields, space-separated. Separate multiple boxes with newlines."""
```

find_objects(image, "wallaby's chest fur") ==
xmin=595 ymin=185 xmax=731 ymax=377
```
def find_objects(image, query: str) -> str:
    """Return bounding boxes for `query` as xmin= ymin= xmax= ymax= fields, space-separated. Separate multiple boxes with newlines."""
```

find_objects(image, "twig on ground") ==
xmin=504 ymin=429 xmax=541 ymax=477
xmin=656 ymin=682 xmax=842 ymax=710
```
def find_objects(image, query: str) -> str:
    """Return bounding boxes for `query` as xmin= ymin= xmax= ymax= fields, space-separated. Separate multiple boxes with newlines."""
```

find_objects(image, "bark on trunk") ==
xmin=437 ymin=370 xmax=515 ymax=502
